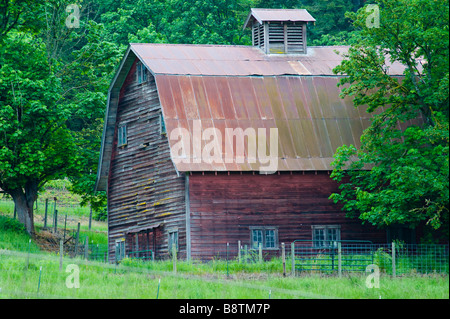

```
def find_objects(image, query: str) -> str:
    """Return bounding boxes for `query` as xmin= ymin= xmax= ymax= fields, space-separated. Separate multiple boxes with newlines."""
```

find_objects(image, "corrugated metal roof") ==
xmin=95 ymin=42 xmax=414 ymax=190
xmin=131 ymin=43 xmax=407 ymax=76
xmin=156 ymin=75 xmax=372 ymax=172
xmin=243 ymin=8 xmax=316 ymax=29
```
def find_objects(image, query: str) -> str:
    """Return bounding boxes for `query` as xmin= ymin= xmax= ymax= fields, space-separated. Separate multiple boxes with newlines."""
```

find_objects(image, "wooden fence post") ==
xmin=392 ymin=242 xmax=396 ymax=277
xmin=89 ymin=206 xmax=92 ymax=231
xmin=74 ymin=222 xmax=80 ymax=257
xmin=258 ymin=243 xmax=262 ymax=263
xmin=244 ymin=245 xmax=248 ymax=263
xmin=53 ymin=209 xmax=58 ymax=233
xmin=338 ymin=242 xmax=342 ymax=278
xmin=291 ymin=242 xmax=295 ymax=276
xmin=85 ymin=236 xmax=89 ymax=260
xmin=238 ymin=240 xmax=241 ymax=263
xmin=43 ymin=198 xmax=48 ymax=228
xmin=53 ymin=198 xmax=57 ymax=230
xmin=281 ymin=243 xmax=286 ymax=277
xmin=172 ymin=243 xmax=177 ymax=274
xmin=59 ymin=240 xmax=63 ymax=271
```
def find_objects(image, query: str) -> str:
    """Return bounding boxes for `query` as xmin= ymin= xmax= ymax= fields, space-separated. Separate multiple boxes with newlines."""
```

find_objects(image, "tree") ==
xmin=0 ymin=1 xmax=121 ymax=233
xmin=330 ymin=0 xmax=449 ymax=239
xmin=0 ymin=32 xmax=76 ymax=234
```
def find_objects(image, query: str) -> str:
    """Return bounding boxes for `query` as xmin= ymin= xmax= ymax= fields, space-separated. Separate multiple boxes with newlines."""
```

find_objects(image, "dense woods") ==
xmin=0 ymin=0 xmax=448 ymax=239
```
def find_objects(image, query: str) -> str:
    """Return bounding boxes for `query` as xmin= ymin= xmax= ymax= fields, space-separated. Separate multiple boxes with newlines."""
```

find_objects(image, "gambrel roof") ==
xmin=95 ymin=43 xmax=409 ymax=191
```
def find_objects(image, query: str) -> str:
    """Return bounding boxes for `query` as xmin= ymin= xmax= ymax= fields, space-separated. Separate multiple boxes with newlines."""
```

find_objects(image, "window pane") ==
xmin=118 ymin=126 xmax=127 ymax=146
xmin=327 ymin=228 xmax=338 ymax=247
xmin=314 ymin=229 xmax=324 ymax=247
xmin=265 ymin=229 xmax=275 ymax=248
xmin=137 ymin=63 xmax=142 ymax=83
xmin=169 ymin=231 xmax=178 ymax=252
xmin=252 ymin=230 xmax=263 ymax=249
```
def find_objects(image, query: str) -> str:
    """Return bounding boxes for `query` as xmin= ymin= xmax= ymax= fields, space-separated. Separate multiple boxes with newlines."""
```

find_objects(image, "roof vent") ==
xmin=243 ymin=8 xmax=315 ymax=55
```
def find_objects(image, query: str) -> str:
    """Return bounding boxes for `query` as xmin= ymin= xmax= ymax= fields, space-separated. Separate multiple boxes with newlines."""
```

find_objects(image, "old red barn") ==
xmin=95 ymin=9 xmax=410 ymax=262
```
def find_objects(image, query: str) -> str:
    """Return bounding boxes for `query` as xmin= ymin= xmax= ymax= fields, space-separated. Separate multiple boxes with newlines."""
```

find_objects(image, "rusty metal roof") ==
xmin=156 ymin=74 xmax=373 ymax=172
xmin=95 ymin=43 xmax=412 ymax=190
xmin=244 ymin=8 xmax=316 ymax=29
xmin=131 ymin=43 xmax=407 ymax=76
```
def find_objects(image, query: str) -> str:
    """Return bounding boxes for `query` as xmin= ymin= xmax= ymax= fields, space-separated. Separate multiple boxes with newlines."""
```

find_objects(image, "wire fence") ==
xmin=293 ymin=240 xmax=449 ymax=276
xmin=1 ymin=234 xmax=448 ymax=277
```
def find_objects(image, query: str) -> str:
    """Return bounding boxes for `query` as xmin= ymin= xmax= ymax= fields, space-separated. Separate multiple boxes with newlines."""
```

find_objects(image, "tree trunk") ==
xmin=9 ymin=181 xmax=38 ymax=236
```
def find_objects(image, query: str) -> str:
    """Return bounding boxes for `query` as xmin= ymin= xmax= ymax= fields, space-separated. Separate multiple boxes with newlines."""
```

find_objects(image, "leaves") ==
xmin=330 ymin=0 xmax=449 ymax=239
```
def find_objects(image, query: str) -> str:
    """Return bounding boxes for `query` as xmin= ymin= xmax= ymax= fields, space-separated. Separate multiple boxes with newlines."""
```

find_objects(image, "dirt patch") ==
xmin=32 ymin=229 xmax=78 ymax=254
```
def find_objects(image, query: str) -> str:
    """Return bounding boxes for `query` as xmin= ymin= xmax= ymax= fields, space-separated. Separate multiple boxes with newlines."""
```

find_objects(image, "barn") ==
xmin=95 ymin=9 xmax=411 ymax=262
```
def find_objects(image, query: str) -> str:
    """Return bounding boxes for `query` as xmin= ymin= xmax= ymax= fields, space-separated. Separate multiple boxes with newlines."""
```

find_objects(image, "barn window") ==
xmin=115 ymin=238 xmax=125 ymax=262
xmin=168 ymin=230 xmax=178 ymax=254
xmin=250 ymin=227 xmax=278 ymax=249
xmin=136 ymin=61 xmax=148 ymax=84
xmin=312 ymin=225 xmax=340 ymax=248
xmin=160 ymin=113 xmax=166 ymax=135
xmin=118 ymin=125 xmax=127 ymax=147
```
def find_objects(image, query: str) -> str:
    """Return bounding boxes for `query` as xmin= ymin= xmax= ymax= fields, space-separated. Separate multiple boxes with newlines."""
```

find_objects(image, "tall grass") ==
xmin=0 ymin=250 xmax=448 ymax=299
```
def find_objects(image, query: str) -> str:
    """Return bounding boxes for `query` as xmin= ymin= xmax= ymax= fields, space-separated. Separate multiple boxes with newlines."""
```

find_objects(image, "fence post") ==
xmin=53 ymin=209 xmax=58 ymax=233
xmin=89 ymin=206 xmax=92 ymax=231
xmin=53 ymin=197 xmax=57 ymax=231
xmin=226 ymin=242 xmax=229 ymax=278
xmin=74 ymin=222 xmax=80 ymax=257
xmin=338 ymin=241 xmax=342 ymax=278
xmin=43 ymin=199 xmax=48 ymax=228
xmin=244 ymin=245 xmax=248 ymax=263
xmin=85 ymin=236 xmax=89 ymax=260
xmin=172 ymin=243 xmax=177 ymax=274
xmin=258 ymin=243 xmax=263 ymax=263
xmin=238 ymin=240 xmax=241 ymax=263
xmin=59 ymin=240 xmax=63 ymax=271
xmin=392 ymin=242 xmax=396 ymax=277
xmin=281 ymin=243 xmax=286 ymax=277
xmin=291 ymin=242 xmax=295 ymax=276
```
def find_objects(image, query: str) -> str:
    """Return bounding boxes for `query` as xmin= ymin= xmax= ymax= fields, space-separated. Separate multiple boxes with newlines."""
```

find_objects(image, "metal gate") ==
xmin=293 ymin=240 xmax=375 ymax=273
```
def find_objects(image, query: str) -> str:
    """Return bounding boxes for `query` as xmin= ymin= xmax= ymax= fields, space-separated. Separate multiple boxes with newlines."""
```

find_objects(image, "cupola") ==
xmin=243 ymin=8 xmax=316 ymax=55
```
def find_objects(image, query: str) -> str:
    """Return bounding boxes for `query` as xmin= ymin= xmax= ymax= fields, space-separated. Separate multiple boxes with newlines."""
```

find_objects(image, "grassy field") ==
xmin=0 ymin=217 xmax=448 ymax=299
xmin=0 ymin=249 xmax=448 ymax=299
xmin=0 ymin=183 xmax=448 ymax=299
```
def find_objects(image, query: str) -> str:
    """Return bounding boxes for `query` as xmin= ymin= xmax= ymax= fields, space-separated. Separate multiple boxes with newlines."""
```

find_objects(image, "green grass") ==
xmin=0 ymin=186 xmax=448 ymax=299
xmin=0 ymin=250 xmax=448 ymax=299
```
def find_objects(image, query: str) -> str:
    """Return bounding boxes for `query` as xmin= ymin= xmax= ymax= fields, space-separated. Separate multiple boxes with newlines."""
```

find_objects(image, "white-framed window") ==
xmin=118 ymin=125 xmax=127 ymax=147
xmin=136 ymin=61 xmax=148 ymax=84
xmin=312 ymin=225 xmax=341 ymax=248
xmin=250 ymin=226 xmax=278 ymax=249
xmin=168 ymin=229 xmax=178 ymax=254
xmin=115 ymin=238 xmax=126 ymax=262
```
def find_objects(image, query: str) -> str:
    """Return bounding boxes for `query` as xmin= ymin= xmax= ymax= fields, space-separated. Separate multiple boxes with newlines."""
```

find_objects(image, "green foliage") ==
xmin=0 ymin=215 xmax=27 ymax=234
xmin=330 ymin=0 xmax=449 ymax=238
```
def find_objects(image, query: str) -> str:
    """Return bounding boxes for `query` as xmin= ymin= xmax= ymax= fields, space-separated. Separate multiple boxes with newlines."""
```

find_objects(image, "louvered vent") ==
xmin=286 ymin=22 xmax=305 ymax=54
xmin=253 ymin=22 xmax=265 ymax=51
xmin=252 ymin=21 xmax=307 ymax=55
xmin=268 ymin=22 xmax=285 ymax=54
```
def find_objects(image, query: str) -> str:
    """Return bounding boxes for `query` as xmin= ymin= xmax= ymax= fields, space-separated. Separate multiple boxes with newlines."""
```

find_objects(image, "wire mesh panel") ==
xmin=293 ymin=240 xmax=375 ymax=274
xmin=294 ymin=241 xmax=449 ymax=275
xmin=339 ymin=241 xmax=376 ymax=273
xmin=394 ymin=244 xmax=449 ymax=275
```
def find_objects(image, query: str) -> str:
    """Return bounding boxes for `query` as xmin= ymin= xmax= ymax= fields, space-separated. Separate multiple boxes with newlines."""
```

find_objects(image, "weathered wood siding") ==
xmin=188 ymin=171 xmax=386 ymax=260
xmin=107 ymin=58 xmax=186 ymax=261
